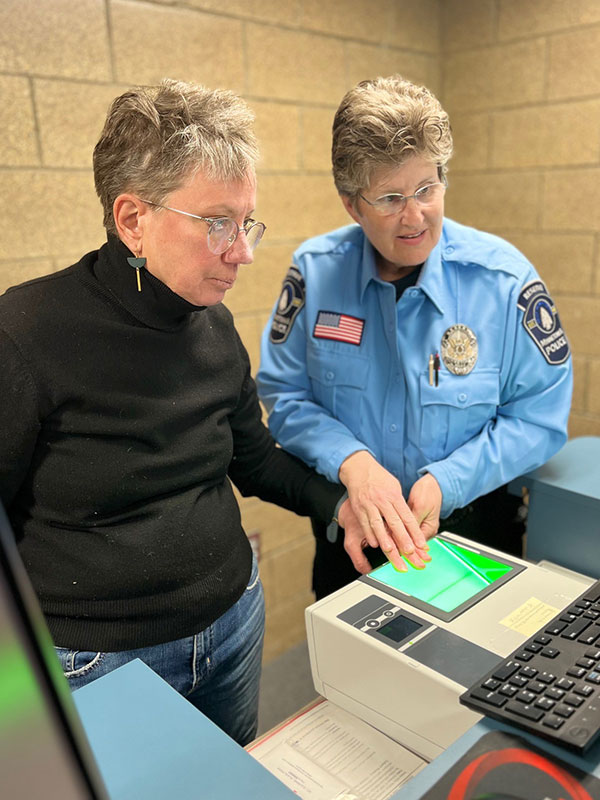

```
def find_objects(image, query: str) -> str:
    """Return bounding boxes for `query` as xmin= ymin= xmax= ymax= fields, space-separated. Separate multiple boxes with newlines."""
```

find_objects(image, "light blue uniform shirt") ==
xmin=257 ymin=218 xmax=572 ymax=518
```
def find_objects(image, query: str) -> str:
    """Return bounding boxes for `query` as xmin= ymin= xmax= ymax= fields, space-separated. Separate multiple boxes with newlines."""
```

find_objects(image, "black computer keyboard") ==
xmin=460 ymin=577 xmax=600 ymax=753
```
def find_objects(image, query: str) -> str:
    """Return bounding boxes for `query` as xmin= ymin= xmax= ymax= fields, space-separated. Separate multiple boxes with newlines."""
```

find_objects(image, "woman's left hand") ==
xmin=407 ymin=473 xmax=443 ymax=541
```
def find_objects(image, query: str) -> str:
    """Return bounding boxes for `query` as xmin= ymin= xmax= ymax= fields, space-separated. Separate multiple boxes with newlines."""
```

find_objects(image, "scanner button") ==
xmin=366 ymin=619 xmax=379 ymax=628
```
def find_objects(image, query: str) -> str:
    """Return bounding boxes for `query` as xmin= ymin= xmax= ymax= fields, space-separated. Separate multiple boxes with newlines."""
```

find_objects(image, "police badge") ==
xmin=440 ymin=324 xmax=478 ymax=375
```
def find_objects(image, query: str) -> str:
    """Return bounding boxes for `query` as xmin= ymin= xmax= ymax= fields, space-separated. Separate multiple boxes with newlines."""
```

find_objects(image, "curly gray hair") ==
xmin=332 ymin=75 xmax=453 ymax=199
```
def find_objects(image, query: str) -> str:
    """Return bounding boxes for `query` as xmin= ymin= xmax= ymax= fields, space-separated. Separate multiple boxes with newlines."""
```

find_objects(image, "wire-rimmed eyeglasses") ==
xmin=358 ymin=180 xmax=447 ymax=217
xmin=141 ymin=200 xmax=266 ymax=255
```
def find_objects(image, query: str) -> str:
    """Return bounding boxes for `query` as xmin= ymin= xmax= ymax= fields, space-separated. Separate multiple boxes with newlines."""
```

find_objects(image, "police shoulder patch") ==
xmin=517 ymin=280 xmax=570 ymax=365
xmin=269 ymin=265 xmax=305 ymax=344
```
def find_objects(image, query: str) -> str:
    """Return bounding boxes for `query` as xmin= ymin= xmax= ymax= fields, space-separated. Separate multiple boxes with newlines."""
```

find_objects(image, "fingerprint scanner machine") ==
xmin=305 ymin=532 xmax=591 ymax=761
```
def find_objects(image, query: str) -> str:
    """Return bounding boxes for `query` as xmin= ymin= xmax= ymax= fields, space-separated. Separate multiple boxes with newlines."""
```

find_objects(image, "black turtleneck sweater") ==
xmin=0 ymin=236 xmax=343 ymax=651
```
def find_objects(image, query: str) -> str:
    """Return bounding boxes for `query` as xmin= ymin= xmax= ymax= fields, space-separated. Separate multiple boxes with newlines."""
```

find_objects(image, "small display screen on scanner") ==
xmin=367 ymin=537 xmax=513 ymax=613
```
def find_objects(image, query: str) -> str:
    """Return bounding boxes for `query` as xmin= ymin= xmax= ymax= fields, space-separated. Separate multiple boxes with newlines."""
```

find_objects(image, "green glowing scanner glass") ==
xmin=367 ymin=537 xmax=513 ymax=613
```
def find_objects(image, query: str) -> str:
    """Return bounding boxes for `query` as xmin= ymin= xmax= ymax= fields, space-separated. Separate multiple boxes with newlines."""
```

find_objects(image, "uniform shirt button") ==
xmin=390 ymin=424 xmax=397 ymax=432
xmin=445 ymin=245 xmax=455 ymax=255
xmin=458 ymin=392 xmax=467 ymax=403
xmin=326 ymin=371 xmax=334 ymax=380
xmin=409 ymin=289 xmax=419 ymax=297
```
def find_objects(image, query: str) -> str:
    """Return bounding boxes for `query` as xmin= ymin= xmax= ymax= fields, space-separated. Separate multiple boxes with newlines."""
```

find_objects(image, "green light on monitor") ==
xmin=368 ymin=538 xmax=512 ymax=612
xmin=0 ymin=641 xmax=42 ymax=730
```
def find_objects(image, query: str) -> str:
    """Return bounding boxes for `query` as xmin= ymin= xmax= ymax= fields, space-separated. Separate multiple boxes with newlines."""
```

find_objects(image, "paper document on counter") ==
xmin=247 ymin=698 xmax=428 ymax=800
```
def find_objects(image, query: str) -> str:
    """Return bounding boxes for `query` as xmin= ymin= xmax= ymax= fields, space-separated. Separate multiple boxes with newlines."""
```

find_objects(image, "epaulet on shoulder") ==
xmin=442 ymin=218 xmax=531 ymax=279
xmin=294 ymin=223 xmax=361 ymax=259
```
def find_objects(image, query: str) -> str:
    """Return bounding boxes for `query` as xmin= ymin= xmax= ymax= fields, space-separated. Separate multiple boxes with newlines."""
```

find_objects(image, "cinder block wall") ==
xmin=442 ymin=0 xmax=600 ymax=440
xmin=0 ymin=0 xmax=440 ymax=662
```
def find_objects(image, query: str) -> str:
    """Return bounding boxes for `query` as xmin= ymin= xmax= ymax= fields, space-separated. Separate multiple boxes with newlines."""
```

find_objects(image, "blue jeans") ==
xmin=55 ymin=556 xmax=265 ymax=746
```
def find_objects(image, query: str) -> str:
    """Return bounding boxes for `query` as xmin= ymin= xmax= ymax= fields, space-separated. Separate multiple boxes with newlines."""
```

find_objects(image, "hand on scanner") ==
xmin=338 ymin=450 xmax=431 ymax=573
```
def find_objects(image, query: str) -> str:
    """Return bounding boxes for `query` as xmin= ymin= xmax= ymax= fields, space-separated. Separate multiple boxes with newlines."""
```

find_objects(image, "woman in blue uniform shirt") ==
xmin=257 ymin=75 xmax=572 ymax=599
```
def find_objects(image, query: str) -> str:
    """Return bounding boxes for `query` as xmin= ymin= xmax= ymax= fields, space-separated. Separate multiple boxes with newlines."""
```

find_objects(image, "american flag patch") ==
xmin=313 ymin=311 xmax=364 ymax=345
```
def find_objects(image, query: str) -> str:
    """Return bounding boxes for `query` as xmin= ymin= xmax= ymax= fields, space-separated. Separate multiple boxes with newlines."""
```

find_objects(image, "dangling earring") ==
xmin=127 ymin=254 xmax=146 ymax=292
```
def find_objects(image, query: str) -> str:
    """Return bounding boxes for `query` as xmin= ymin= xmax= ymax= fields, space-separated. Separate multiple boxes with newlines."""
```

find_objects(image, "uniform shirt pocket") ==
xmin=307 ymin=347 xmax=370 ymax=435
xmin=419 ymin=369 xmax=500 ymax=460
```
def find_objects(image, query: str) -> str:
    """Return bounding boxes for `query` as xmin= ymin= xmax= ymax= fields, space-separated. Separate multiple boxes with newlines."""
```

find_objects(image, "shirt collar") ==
xmin=358 ymin=226 xmax=446 ymax=315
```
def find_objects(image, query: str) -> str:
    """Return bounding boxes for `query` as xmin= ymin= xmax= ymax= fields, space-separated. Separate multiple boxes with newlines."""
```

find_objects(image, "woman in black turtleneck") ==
xmin=0 ymin=79 xmax=358 ymax=746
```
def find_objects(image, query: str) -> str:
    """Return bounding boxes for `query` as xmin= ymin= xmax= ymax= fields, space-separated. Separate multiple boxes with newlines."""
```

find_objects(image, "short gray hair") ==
xmin=332 ymin=75 xmax=453 ymax=199
xmin=94 ymin=79 xmax=259 ymax=234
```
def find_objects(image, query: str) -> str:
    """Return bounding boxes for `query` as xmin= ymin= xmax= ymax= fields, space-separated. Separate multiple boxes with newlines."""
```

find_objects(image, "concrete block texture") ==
xmin=499 ymin=0 xmax=600 ymax=40
xmin=443 ymin=40 xmax=546 ymax=113
xmin=445 ymin=172 xmax=540 ymax=232
xmin=253 ymin=101 xmax=300 ymax=172
xmin=448 ymin=112 xmax=490 ymax=171
xmin=259 ymin=174 xmax=348 ymax=241
xmin=345 ymin=42 xmax=440 ymax=95
xmin=0 ymin=76 xmax=39 ymax=167
xmin=442 ymin=0 xmax=496 ymax=52
xmin=247 ymin=24 xmax=346 ymax=103
xmin=543 ymin=169 xmax=600 ymax=231
xmin=35 ymin=80 xmax=121 ymax=168
xmin=0 ymin=170 xmax=104 ymax=260
xmin=558 ymin=296 xmax=600 ymax=357
xmin=0 ymin=0 xmax=111 ymax=80
xmin=549 ymin=28 xmax=600 ymax=101
xmin=111 ymin=1 xmax=245 ymax=90
xmin=491 ymin=101 xmax=600 ymax=169
xmin=500 ymin=233 xmax=594 ymax=295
